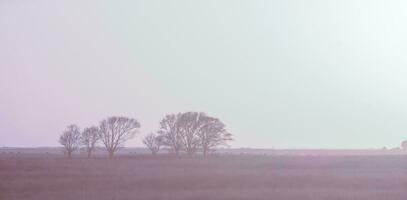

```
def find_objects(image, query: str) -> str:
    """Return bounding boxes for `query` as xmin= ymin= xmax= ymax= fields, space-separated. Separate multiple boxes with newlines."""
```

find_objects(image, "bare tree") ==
xmin=402 ymin=140 xmax=407 ymax=150
xmin=81 ymin=126 xmax=100 ymax=158
xmin=157 ymin=114 xmax=183 ymax=156
xmin=198 ymin=116 xmax=232 ymax=157
xmin=99 ymin=116 xmax=140 ymax=158
xmin=143 ymin=133 xmax=162 ymax=155
xmin=59 ymin=124 xmax=81 ymax=158
xmin=158 ymin=112 xmax=232 ymax=157
xmin=177 ymin=112 xmax=206 ymax=155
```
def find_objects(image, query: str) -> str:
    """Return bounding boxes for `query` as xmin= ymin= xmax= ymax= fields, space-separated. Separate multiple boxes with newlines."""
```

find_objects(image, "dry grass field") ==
xmin=1 ymin=154 xmax=406 ymax=200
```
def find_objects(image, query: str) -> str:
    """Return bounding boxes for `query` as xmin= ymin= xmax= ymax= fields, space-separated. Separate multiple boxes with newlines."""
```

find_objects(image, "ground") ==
xmin=1 ymin=154 xmax=406 ymax=200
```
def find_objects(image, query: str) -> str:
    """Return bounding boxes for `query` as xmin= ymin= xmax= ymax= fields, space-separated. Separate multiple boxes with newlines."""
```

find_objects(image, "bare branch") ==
xmin=59 ymin=124 xmax=81 ymax=158
xmin=99 ymin=116 xmax=140 ymax=158
xmin=81 ymin=126 xmax=100 ymax=158
xmin=143 ymin=133 xmax=163 ymax=155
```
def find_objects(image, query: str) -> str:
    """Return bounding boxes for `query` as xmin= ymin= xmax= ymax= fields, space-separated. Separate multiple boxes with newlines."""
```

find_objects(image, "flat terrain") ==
xmin=1 ymin=154 xmax=406 ymax=200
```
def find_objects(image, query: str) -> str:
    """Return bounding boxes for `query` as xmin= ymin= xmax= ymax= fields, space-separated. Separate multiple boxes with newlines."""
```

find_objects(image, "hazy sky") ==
xmin=1 ymin=0 xmax=407 ymax=148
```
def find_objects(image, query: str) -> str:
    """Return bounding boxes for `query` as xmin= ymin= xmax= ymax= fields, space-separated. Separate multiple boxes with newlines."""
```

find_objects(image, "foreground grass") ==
xmin=0 ymin=154 xmax=406 ymax=200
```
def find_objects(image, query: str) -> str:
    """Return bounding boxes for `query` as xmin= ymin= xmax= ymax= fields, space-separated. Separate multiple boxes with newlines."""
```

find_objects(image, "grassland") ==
xmin=1 ymin=154 xmax=406 ymax=200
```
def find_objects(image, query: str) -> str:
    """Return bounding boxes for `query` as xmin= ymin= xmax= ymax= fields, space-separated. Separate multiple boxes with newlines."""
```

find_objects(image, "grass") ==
xmin=0 ymin=154 xmax=406 ymax=200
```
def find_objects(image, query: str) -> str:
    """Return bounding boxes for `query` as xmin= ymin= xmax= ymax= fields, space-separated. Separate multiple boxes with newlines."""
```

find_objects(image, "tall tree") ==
xmin=198 ymin=117 xmax=232 ymax=157
xmin=99 ymin=116 xmax=140 ymax=158
xmin=157 ymin=114 xmax=183 ymax=156
xmin=143 ymin=133 xmax=162 ymax=155
xmin=81 ymin=126 xmax=100 ymax=158
xmin=59 ymin=124 xmax=81 ymax=158
xmin=177 ymin=112 xmax=206 ymax=155
xmin=158 ymin=112 xmax=232 ymax=157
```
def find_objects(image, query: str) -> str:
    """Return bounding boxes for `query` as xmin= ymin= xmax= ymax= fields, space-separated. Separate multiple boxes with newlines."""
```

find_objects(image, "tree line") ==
xmin=59 ymin=112 xmax=232 ymax=158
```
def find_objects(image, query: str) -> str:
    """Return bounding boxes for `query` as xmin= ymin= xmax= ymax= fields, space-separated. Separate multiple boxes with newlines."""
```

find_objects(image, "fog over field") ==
xmin=1 ymin=0 xmax=407 ymax=199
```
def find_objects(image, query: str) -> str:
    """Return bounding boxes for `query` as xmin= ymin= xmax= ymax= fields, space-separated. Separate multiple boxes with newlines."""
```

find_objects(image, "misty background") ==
xmin=1 ymin=0 xmax=407 ymax=148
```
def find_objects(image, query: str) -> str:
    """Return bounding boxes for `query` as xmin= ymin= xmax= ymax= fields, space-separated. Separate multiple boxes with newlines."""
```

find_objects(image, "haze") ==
xmin=1 ymin=0 xmax=407 ymax=148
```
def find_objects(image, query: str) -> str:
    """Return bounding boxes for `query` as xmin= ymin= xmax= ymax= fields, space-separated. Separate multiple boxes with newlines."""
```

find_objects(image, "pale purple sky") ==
xmin=1 ymin=0 xmax=407 ymax=148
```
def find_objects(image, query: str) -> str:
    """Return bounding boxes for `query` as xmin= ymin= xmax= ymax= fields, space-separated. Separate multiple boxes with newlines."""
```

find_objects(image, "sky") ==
xmin=1 ymin=0 xmax=407 ymax=149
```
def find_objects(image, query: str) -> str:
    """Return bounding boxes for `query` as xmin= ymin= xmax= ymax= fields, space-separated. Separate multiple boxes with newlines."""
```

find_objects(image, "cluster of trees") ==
xmin=59 ymin=116 xmax=140 ymax=158
xmin=145 ymin=112 xmax=232 ymax=157
xmin=59 ymin=112 xmax=232 ymax=158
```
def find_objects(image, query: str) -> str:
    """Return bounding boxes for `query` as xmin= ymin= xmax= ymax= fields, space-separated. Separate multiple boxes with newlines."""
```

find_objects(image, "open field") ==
xmin=1 ymin=154 xmax=406 ymax=200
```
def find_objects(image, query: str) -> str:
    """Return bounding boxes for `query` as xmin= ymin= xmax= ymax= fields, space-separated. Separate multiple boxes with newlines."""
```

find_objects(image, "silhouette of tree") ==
xmin=157 ymin=114 xmax=183 ymax=156
xmin=158 ymin=112 xmax=232 ymax=157
xmin=198 ymin=116 xmax=232 ymax=157
xmin=143 ymin=133 xmax=162 ymax=155
xmin=81 ymin=126 xmax=100 ymax=158
xmin=99 ymin=116 xmax=140 ymax=158
xmin=177 ymin=112 xmax=206 ymax=155
xmin=59 ymin=124 xmax=81 ymax=158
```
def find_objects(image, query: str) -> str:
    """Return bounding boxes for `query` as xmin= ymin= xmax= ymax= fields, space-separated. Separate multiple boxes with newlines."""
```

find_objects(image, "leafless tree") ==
xmin=81 ymin=126 xmax=100 ymax=158
xmin=157 ymin=114 xmax=183 ymax=156
xmin=59 ymin=124 xmax=81 ymax=158
xmin=198 ymin=116 xmax=232 ymax=157
xmin=99 ymin=116 xmax=140 ymax=158
xmin=158 ymin=112 xmax=232 ymax=157
xmin=143 ymin=133 xmax=162 ymax=155
xmin=402 ymin=140 xmax=407 ymax=150
xmin=177 ymin=112 xmax=206 ymax=155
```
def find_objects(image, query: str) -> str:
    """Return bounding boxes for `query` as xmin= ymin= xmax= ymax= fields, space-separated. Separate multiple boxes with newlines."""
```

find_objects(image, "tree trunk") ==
xmin=108 ymin=151 xmax=114 ymax=158
xmin=203 ymin=148 xmax=207 ymax=158
xmin=87 ymin=150 xmax=91 ymax=158
xmin=68 ymin=151 xmax=72 ymax=159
